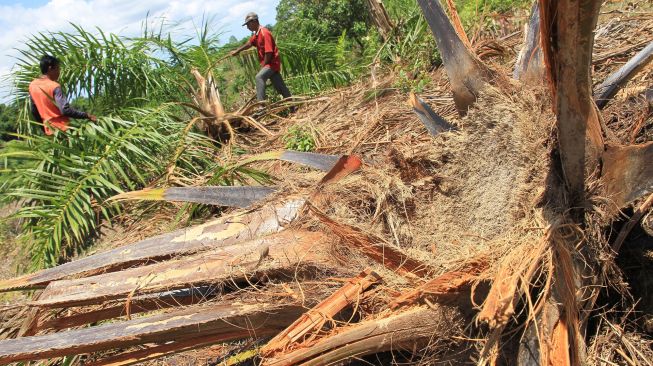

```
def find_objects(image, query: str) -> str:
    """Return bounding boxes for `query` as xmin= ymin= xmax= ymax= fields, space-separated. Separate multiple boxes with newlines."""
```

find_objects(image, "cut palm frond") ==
xmin=110 ymin=186 xmax=276 ymax=208
xmin=594 ymin=41 xmax=653 ymax=109
xmin=408 ymin=93 xmax=456 ymax=135
xmin=318 ymin=155 xmax=363 ymax=186
xmin=235 ymin=150 xmax=340 ymax=172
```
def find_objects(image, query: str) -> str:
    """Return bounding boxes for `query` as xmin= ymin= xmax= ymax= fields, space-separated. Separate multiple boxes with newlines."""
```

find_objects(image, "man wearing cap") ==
xmin=29 ymin=55 xmax=97 ymax=135
xmin=230 ymin=12 xmax=292 ymax=102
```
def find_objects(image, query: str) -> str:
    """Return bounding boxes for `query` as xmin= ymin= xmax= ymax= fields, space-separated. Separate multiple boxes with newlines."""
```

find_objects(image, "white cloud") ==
xmin=0 ymin=0 xmax=280 ymax=103
xmin=0 ymin=65 xmax=12 ymax=101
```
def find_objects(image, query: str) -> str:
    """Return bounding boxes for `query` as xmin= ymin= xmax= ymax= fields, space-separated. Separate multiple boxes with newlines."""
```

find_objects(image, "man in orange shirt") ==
xmin=29 ymin=55 xmax=97 ymax=135
xmin=230 ymin=13 xmax=292 ymax=102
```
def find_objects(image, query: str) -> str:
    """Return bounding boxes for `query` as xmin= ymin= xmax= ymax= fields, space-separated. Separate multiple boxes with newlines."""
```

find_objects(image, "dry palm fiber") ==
xmin=269 ymin=86 xmax=554 ymax=275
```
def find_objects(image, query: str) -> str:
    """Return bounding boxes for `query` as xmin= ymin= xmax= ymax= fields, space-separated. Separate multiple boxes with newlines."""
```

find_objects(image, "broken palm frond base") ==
xmin=1 ymin=1 xmax=653 ymax=365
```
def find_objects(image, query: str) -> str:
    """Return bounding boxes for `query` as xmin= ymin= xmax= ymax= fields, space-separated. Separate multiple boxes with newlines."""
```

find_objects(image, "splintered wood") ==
xmin=34 ymin=230 xmax=330 ymax=308
xmin=263 ymin=307 xmax=446 ymax=366
xmin=390 ymin=258 xmax=489 ymax=309
xmin=478 ymin=236 xmax=549 ymax=329
xmin=309 ymin=205 xmax=432 ymax=278
xmin=261 ymin=269 xmax=381 ymax=357
xmin=0 ymin=199 xmax=304 ymax=292
xmin=0 ymin=303 xmax=303 ymax=363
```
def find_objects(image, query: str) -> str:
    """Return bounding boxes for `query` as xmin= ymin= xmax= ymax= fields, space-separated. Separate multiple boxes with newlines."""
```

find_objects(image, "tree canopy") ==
xmin=0 ymin=104 xmax=19 ymax=141
xmin=275 ymin=0 xmax=369 ymax=46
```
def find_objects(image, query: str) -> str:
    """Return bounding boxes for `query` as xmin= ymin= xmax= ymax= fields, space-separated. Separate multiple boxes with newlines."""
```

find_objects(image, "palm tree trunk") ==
xmin=365 ymin=0 xmax=394 ymax=41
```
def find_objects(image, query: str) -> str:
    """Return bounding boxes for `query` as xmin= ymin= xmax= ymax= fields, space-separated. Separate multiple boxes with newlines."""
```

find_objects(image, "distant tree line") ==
xmin=0 ymin=103 xmax=18 ymax=141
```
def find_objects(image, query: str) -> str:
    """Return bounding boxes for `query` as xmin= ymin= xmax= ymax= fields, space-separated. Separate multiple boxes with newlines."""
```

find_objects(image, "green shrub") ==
xmin=394 ymin=68 xmax=431 ymax=93
xmin=283 ymin=126 xmax=316 ymax=152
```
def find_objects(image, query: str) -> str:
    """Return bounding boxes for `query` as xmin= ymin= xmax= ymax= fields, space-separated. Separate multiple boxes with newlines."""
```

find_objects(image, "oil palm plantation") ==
xmin=1 ymin=24 xmax=237 ymax=270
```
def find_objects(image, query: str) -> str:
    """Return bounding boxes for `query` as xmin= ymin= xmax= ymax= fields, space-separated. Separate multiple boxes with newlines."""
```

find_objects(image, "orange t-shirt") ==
xmin=29 ymin=77 xmax=69 ymax=135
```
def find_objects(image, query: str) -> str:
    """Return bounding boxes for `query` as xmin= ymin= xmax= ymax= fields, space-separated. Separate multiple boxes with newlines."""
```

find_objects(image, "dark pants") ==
xmin=255 ymin=67 xmax=291 ymax=101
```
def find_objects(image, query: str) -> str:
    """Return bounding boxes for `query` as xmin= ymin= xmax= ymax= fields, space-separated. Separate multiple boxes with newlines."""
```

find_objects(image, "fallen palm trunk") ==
xmin=594 ymin=41 xmax=653 ymax=109
xmin=0 ymin=302 xmax=303 ymax=364
xmin=0 ymin=199 xmax=304 ymax=292
xmin=408 ymin=93 xmax=456 ymax=135
xmin=389 ymin=258 xmax=489 ymax=310
xmin=262 ymin=307 xmax=447 ymax=366
xmin=37 ymin=286 xmax=218 ymax=332
xmin=261 ymin=269 xmax=381 ymax=356
xmin=34 ymin=230 xmax=331 ymax=308
xmin=110 ymin=186 xmax=277 ymax=208
xmin=309 ymin=205 xmax=432 ymax=278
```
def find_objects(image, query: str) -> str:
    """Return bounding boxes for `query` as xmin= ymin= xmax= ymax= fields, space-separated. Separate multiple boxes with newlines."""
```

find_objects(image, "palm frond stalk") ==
xmin=110 ymin=186 xmax=277 ymax=208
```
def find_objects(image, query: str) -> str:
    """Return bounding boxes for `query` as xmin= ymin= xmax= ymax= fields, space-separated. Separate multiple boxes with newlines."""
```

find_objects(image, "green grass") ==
xmin=456 ymin=0 xmax=531 ymax=28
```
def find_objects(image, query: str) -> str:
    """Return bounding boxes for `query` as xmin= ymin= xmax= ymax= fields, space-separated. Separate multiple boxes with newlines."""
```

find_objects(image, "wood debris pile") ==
xmin=1 ymin=1 xmax=653 ymax=365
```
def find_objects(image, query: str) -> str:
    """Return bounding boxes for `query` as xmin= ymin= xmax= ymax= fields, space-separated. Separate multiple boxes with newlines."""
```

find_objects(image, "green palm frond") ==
xmin=12 ymin=25 xmax=169 ymax=107
xmin=2 ymin=107 xmax=219 ymax=269
xmin=10 ymin=25 xmax=177 ymax=137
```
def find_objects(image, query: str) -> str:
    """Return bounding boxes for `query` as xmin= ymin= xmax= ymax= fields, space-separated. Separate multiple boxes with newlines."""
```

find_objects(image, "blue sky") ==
xmin=0 ymin=0 xmax=280 ymax=102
